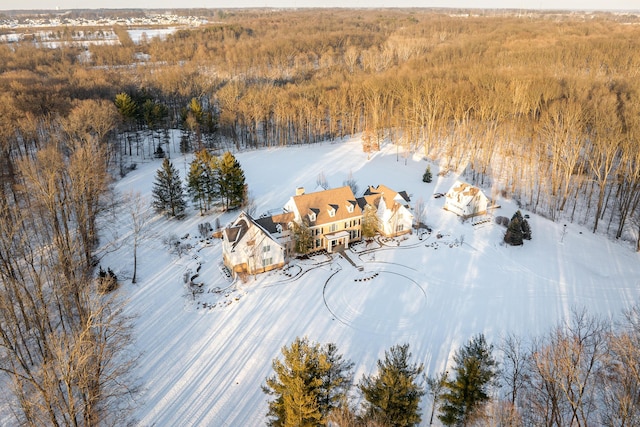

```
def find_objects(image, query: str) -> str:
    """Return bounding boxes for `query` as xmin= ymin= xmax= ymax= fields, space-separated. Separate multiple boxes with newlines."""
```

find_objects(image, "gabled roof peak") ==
xmin=290 ymin=186 xmax=360 ymax=225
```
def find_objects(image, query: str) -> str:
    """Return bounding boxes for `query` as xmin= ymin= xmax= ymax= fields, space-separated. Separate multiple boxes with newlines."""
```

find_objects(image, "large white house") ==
xmin=222 ymin=184 xmax=413 ymax=275
xmin=359 ymin=185 xmax=413 ymax=237
xmin=443 ymin=180 xmax=489 ymax=218
xmin=222 ymin=211 xmax=286 ymax=276
xmin=283 ymin=186 xmax=362 ymax=254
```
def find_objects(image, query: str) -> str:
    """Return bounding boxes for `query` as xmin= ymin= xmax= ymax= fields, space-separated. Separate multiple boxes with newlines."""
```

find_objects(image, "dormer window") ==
xmin=346 ymin=203 xmax=354 ymax=213
xmin=328 ymin=207 xmax=336 ymax=217
xmin=276 ymin=224 xmax=283 ymax=233
xmin=308 ymin=212 xmax=316 ymax=222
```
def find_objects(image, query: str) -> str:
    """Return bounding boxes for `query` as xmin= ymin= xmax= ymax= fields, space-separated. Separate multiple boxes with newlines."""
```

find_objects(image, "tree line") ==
xmin=2 ymin=11 xmax=640 ymax=246
xmin=265 ymin=307 xmax=640 ymax=426
xmin=0 ymin=98 xmax=138 ymax=425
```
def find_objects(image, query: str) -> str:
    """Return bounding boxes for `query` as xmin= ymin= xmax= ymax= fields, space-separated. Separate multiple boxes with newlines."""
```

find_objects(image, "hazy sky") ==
xmin=1 ymin=0 xmax=638 ymax=11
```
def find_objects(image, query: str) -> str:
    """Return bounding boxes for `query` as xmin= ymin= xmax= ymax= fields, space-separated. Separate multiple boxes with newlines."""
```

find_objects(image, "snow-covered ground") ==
xmin=127 ymin=27 xmax=177 ymax=43
xmin=103 ymin=136 xmax=640 ymax=426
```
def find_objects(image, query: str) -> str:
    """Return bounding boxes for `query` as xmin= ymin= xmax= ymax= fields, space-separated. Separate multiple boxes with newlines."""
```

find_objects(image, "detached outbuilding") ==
xmin=443 ymin=181 xmax=490 ymax=219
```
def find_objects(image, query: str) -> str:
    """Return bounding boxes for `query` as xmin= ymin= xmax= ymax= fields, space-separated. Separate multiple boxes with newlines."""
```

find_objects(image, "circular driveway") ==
xmin=323 ymin=268 xmax=427 ymax=336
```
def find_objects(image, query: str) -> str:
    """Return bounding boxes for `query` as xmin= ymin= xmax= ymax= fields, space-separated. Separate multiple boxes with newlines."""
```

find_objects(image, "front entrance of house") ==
xmin=325 ymin=230 xmax=350 ymax=253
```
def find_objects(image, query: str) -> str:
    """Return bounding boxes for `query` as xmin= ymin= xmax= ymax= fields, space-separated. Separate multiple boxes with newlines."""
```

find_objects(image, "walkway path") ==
xmin=337 ymin=249 xmax=363 ymax=270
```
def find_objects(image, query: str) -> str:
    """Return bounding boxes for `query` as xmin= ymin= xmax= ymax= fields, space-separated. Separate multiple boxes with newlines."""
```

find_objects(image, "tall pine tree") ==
xmin=114 ymin=92 xmax=138 ymax=124
xmin=359 ymin=343 xmax=425 ymax=427
xmin=439 ymin=334 xmax=498 ymax=426
xmin=504 ymin=210 xmax=529 ymax=246
xmin=187 ymin=149 xmax=219 ymax=214
xmin=218 ymin=151 xmax=246 ymax=211
xmin=263 ymin=337 xmax=353 ymax=427
xmin=152 ymin=158 xmax=186 ymax=218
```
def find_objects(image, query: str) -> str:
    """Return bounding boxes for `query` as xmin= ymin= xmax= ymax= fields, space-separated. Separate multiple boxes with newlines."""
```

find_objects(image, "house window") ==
xmin=347 ymin=204 xmax=354 ymax=213
xmin=262 ymin=257 xmax=273 ymax=267
xmin=309 ymin=212 xmax=316 ymax=222
xmin=328 ymin=208 xmax=335 ymax=217
xmin=315 ymin=239 xmax=321 ymax=248
xmin=263 ymin=245 xmax=271 ymax=253
xmin=397 ymin=224 xmax=404 ymax=232
xmin=330 ymin=223 xmax=337 ymax=232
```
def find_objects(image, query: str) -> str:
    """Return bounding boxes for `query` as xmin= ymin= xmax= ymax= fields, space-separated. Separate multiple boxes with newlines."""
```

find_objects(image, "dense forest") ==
xmin=2 ymin=10 xmax=640 ymax=245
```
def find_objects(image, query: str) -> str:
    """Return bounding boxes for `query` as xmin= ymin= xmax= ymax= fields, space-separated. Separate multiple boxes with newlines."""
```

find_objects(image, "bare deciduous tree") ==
xmin=127 ymin=191 xmax=154 ymax=284
xmin=521 ymin=309 xmax=607 ymax=427
xmin=597 ymin=306 xmax=640 ymax=426
xmin=0 ymin=138 xmax=139 ymax=426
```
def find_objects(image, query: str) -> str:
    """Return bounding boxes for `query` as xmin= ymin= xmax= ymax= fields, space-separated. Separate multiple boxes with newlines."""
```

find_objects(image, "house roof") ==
xmin=224 ymin=218 xmax=249 ymax=245
xmin=398 ymin=190 xmax=411 ymax=203
xmin=364 ymin=184 xmax=411 ymax=209
xmin=225 ymin=211 xmax=282 ymax=250
xmin=255 ymin=212 xmax=294 ymax=234
xmin=356 ymin=194 xmax=381 ymax=211
xmin=291 ymin=186 xmax=361 ymax=226
xmin=447 ymin=181 xmax=485 ymax=198
xmin=445 ymin=181 xmax=488 ymax=206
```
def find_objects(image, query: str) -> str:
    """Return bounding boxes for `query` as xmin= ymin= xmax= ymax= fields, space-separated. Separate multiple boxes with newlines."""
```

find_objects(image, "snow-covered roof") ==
xmin=291 ymin=186 xmax=361 ymax=226
xmin=446 ymin=181 xmax=488 ymax=205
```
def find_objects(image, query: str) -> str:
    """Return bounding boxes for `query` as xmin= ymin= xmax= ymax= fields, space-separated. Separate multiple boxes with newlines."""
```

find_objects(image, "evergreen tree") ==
xmin=504 ymin=210 xmax=525 ymax=246
xmin=142 ymin=98 xmax=168 ymax=131
xmin=318 ymin=343 xmax=354 ymax=414
xmin=423 ymin=165 xmax=433 ymax=183
xmin=187 ymin=156 xmax=207 ymax=214
xmin=362 ymin=204 xmax=380 ymax=240
xmin=263 ymin=337 xmax=353 ymax=427
xmin=292 ymin=219 xmax=313 ymax=255
xmin=426 ymin=371 xmax=448 ymax=426
xmin=152 ymin=158 xmax=186 ymax=218
xmin=522 ymin=218 xmax=532 ymax=240
xmin=114 ymin=92 xmax=138 ymax=123
xmin=284 ymin=376 xmax=321 ymax=427
xmin=504 ymin=216 xmax=523 ymax=246
xmin=439 ymin=334 xmax=498 ymax=427
xmin=187 ymin=149 xmax=219 ymax=214
xmin=359 ymin=343 xmax=425 ymax=427
xmin=218 ymin=151 xmax=246 ymax=211
xmin=181 ymin=97 xmax=218 ymax=149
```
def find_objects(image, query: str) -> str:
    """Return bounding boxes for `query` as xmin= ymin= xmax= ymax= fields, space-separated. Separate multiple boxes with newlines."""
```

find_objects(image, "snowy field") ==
xmin=103 ymin=137 xmax=640 ymax=426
